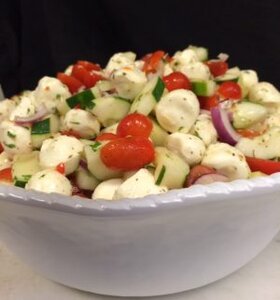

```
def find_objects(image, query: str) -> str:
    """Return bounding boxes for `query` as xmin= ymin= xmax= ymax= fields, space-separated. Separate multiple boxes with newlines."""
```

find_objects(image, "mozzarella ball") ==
xmin=0 ymin=99 xmax=16 ymax=122
xmin=180 ymin=62 xmax=211 ymax=81
xmin=191 ymin=113 xmax=218 ymax=146
xmin=0 ymin=121 xmax=32 ymax=157
xmin=266 ymin=113 xmax=280 ymax=128
xmin=111 ymin=66 xmax=147 ymax=99
xmin=114 ymin=168 xmax=167 ymax=200
xmin=236 ymin=127 xmax=280 ymax=160
xmin=9 ymin=95 xmax=36 ymax=121
xmin=26 ymin=169 xmax=72 ymax=196
xmin=249 ymin=82 xmax=280 ymax=105
xmin=202 ymin=143 xmax=250 ymax=180
xmin=39 ymin=135 xmax=83 ymax=175
xmin=170 ymin=49 xmax=198 ymax=70
xmin=63 ymin=109 xmax=100 ymax=139
xmin=105 ymin=52 xmax=136 ymax=73
xmin=155 ymin=89 xmax=200 ymax=133
xmin=34 ymin=76 xmax=71 ymax=112
xmin=92 ymin=178 xmax=124 ymax=200
xmin=166 ymin=132 xmax=206 ymax=166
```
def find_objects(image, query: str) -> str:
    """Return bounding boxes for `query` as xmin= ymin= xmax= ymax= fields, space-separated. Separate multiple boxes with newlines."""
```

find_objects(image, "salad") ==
xmin=0 ymin=45 xmax=280 ymax=200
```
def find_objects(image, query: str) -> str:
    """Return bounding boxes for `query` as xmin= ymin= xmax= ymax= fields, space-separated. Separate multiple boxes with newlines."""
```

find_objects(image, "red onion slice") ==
xmin=194 ymin=173 xmax=229 ymax=185
xmin=79 ymin=159 xmax=88 ymax=170
xmin=14 ymin=104 xmax=49 ymax=125
xmin=211 ymin=105 xmax=240 ymax=145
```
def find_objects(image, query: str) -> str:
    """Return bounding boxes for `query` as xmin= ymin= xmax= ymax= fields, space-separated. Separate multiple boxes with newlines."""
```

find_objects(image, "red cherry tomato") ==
xmin=95 ymin=133 xmax=119 ymax=141
xmin=236 ymin=129 xmax=263 ymax=138
xmin=61 ymin=130 xmax=81 ymax=139
xmin=142 ymin=50 xmax=165 ymax=74
xmin=205 ymin=60 xmax=228 ymax=77
xmin=117 ymin=113 xmax=153 ymax=138
xmin=56 ymin=163 xmax=65 ymax=174
xmin=185 ymin=165 xmax=216 ymax=187
xmin=245 ymin=156 xmax=280 ymax=175
xmin=163 ymin=72 xmax=192 ymax=91
xmin=0 ymin=167 xmax=13 ymax=182
xmin=71 ymin=64 xmax=103 ymax=88
xmin=77 ymin=60 xmax=101 ymax=71
xmin=0 ymin=143 xmax=4 ymax=153
xmin=198 ymin=94 xmax=220 ymax=110
xmin=57 ymin=73 xmax=84 ymax=94
xmin=100 ymin=136 xmax=155 ymax=171
xmin=218 ymin=81 xmax=242 ymax=99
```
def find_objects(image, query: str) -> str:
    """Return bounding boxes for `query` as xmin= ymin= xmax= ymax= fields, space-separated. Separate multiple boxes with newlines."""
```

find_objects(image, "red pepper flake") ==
xmin=56 ymin=163 xmax=65 ymax=174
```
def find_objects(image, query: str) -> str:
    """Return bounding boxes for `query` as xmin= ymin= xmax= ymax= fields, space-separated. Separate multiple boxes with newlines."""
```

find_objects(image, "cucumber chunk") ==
xmin=191 ymin=80 xmax=216 ymax=97
xmin=154 ymin=147 xmax=190 ymax=189
xmin=232 ymin=101 xmax=268 ymax=129
xmin=75 ymin=166 xmax=100 ymax=191
xmin=12 ymin=151 xmax=41 ymax=187
xmin=90 ymin=96 xmax=130 ymax=127
xmin=84 ymin=141 xmax=122 ymax=180
xmin=149 ymin=118 xmax=169 ymax=146
xmin=215 ymin=67 xmax=240 ymax=83
xmin=130 ymin=77 xmax=165 ymax=115
xmin=31 ymin=114 xmax=60 ymax=149
xmin=66 ymin=89 xmax=96 ymax=109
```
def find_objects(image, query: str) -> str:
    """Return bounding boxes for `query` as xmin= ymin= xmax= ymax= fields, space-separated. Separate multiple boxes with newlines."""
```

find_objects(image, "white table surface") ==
xmin=1 ymin=232 xmax=280 ymax=300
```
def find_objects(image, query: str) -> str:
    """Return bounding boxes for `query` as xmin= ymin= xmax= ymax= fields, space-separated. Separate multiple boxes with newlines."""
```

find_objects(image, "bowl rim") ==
xmin=1 ymin=173 xmax=280 ymax=217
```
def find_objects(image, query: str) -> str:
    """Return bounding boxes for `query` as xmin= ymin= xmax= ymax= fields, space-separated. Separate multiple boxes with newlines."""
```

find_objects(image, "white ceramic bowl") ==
xmin=1 ymin=175 xmax=280 ymax=297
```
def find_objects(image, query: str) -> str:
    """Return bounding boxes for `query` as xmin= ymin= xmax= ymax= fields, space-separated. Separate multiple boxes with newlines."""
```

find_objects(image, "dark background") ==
xmin=1 ymin=0 xmax=280 ymax=97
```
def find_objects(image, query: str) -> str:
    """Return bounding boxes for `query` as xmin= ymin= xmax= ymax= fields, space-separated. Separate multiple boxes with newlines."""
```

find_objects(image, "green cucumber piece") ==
xmin=152 ymin=77 xmax=165 ymax=101
xmin=84 ymin=142 xmax=122 ymax=180
xmin=191 ymin=80 xmax=216 ymax=97
xmin=31 ymin=118 xmax=50 ymax=135
xmin=12 ymin=151 xmax=41 ymax=186
xmin=149 ymin=118 xmax=169 ymax=146
xmin=31 ymin=114 xmax=60 ymax=149
xmin=130 ymin=77 xmax=165 ymax=115
xmin=154 ymin=147 xmax=190 ymax=189
xmin=66 ymin=89 xmax=96 ymax=109
xmin=215 ymin=67 xmax=240 ymax=83
xmin=232 ymin=101 xmax=268 ymax=129
xmin=90 ymin=96 xmax=130 ymax=127
xmin=75 ymin=166 xmax=100 ymax=191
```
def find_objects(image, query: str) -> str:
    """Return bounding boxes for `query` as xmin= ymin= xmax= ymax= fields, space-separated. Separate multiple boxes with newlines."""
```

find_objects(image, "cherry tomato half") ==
xmin=71 ymin=64 xmax=103 ymax=88
xmin=61 ymin=130 xmax=81 ymax=139
xmin=198 ymin=94 xmax=220 ymax=110
xmin=205 ymin=60 xmax=228 ymax=77
xmin=100 ymin=136 xmax=155 ymax=171
xmin=77 ymin=60 xmax=101 ymax=71
xmin=57 ymin=73 xmax=84 ymax=94
xmin=236 ymin=129 xmax=263 ymax=138
xmin=218 ymin=81 xmax=242 ymax=99
xmin=0 ymin=167 xmax=13 ymax=182
xmin=95 ymin=133 xmax=119 ymax=141
xmin=163 ymin=72 xmax=192 ymax=91
xmin=117 ymin=113 xmax=153 ymax=138
xmin=185 ymin=165 xmax=216 ymax=187
xmin=142 ymin=50 xmax=165 ymax=74
xmin=246 ymin=156 xmax=280 ymax=175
